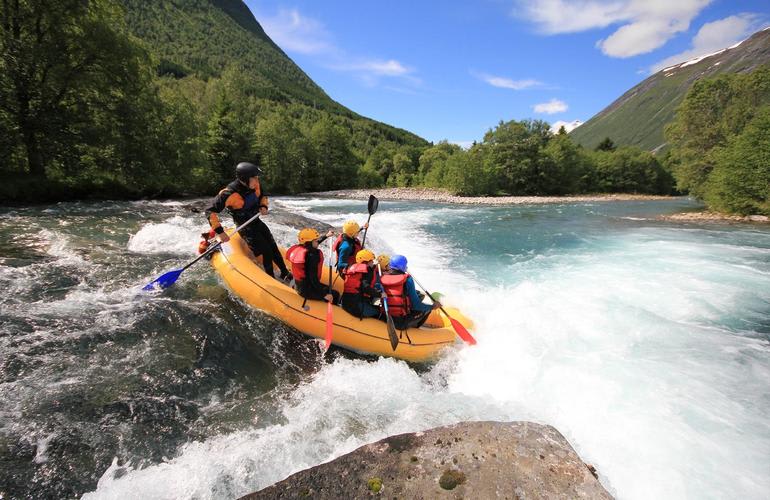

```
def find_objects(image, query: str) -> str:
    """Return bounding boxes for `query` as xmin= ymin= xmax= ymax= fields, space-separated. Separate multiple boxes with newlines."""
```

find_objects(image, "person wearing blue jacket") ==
xmin=379 ymin=254 xmax=440 ymax=329
xmin=333 ymin=220 xmax=368 ymax=275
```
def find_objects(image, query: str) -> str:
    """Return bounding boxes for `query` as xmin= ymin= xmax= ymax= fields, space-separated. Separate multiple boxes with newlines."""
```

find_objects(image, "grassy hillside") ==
xmin=119 ymin=0 xmax=426 ymax=149
xmin=570 ymin=28 xmax=770 ymax=152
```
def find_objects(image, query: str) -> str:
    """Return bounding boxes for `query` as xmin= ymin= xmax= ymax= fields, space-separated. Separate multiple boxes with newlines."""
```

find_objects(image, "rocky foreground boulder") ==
xmin=242 ymin=421 xmax=612 ymax=499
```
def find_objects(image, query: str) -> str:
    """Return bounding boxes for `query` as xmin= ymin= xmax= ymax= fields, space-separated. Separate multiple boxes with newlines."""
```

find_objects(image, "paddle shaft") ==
xmin=324 ymin=237 xmax=334 ymax=350
xmin=171 ymin=212 xmax=261 ymax=271
xmin=378 ymin=263 xmax=399 ymax=351
xmin=202 ymin=212 xmax=262 ymax=262
xmin=328 ymin=237 xmax=334 ymax=294
xmin=409 ymin=275 xmax=447 ymax=314
xmin=410 ymin=275 xmax=477 ymax=345
xmin=360 ymin=213 xmax=373 ymax=248
xmin=377 ymin=263 xmax=391 ymax=316
xmin=360 ymin=194 xmax=379 ymax=248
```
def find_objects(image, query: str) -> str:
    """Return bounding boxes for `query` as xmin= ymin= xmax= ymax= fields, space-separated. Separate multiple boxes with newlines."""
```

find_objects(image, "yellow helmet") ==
xmin=298 ymin=228 xmax=319 ymax=244
xmin=377 ymin=254 xmax=390 ymax=268
xmin=355 ymin=249 xmax=375 ymax=263
xmin=342 ymin=220 xmax=360 ymax=237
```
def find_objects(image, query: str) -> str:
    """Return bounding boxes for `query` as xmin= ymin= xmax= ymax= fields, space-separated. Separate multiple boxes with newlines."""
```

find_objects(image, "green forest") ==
xmin=665 ymin=68 xmax=770 ymax=216
xmin=0 ymin=0 xmax=767 ymax=215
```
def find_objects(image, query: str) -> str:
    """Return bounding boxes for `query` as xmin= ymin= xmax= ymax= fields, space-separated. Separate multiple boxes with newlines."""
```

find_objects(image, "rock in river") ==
xmin=241 ymin=421 xmax=613 ymax=499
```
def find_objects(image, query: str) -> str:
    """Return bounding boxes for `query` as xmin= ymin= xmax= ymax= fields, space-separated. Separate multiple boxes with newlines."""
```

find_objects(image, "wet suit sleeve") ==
xmin=204 ymin=187 xmax=233 ymax=234
xmin=254 ymin=179 xmax=269 ymax=210
xmin=405 ymin=277 xmax=432 ymax=312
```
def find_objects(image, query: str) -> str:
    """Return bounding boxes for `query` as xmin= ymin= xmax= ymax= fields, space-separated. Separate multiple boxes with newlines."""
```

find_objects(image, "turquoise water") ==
xmin=2 ymin=197 xmax=768 ymax=499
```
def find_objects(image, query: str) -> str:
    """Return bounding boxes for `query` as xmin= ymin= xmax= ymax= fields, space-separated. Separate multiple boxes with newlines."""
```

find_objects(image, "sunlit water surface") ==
xmin=0 ymin=197 xmax=768 ymax=500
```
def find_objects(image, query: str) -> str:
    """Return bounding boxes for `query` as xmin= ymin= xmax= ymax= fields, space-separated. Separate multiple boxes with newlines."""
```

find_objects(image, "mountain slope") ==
xmin=119 ymin=0 xmax=426 ymax=147
xmin=570 ymin=28 xmax=770 ymax=152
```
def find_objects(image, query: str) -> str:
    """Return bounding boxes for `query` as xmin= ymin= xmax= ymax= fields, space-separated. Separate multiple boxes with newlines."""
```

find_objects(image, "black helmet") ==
xmin=236 ymin=161 xmax=262 ymax=182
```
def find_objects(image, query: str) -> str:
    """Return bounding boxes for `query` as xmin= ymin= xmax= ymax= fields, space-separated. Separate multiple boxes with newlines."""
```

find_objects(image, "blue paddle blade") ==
xmin=142 ymin=268 xmax=183 ymax=291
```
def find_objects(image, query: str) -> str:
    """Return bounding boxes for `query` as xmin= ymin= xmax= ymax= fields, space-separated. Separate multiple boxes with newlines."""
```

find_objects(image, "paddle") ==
xmin=324 ymin=237 xmax=334 ymax=351
xmin=142 ymin=213 xmax=261 ymax=291
xmin=360 ymin=194 xmax=379 ymax=248
xmin=377 ymin=263 xmax=399 ymax=351
xmin=410 ymin=275 xmax=477 ymax=345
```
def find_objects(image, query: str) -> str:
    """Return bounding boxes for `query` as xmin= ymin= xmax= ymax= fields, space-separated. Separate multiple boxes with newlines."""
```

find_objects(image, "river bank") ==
xmin=659 ymin=211 xmax=769 ymax=223
xmin=311 ymin=187 xmax=676 ymax=205
xmin=311 ymin=188 xmax=770 ymax=223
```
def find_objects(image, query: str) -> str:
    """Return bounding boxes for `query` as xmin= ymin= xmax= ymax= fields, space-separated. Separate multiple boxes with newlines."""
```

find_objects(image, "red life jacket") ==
xmin=198 ymin=228 xmax=217 ymax=254
xmin=333 ymin=234 xmax=362 ymax=268
xmin=380 ymin=273 xmax=411 ymax=318
xmin=343 ymin=262 xmax=374 ymax=297
xmin=286 ymin=244 xmax=323 ymax=282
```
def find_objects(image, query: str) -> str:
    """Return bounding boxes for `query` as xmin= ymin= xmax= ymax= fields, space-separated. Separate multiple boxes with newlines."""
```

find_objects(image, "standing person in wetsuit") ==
xmin=205 ymin=161 xmax=292 ymax=281
xmin=286 ymin=228 xmax=339 ymax=304
xmin=380 ymin=254 xmax=439 ymax=329
xmin=340 ymin=249 xmax=383 ymax=318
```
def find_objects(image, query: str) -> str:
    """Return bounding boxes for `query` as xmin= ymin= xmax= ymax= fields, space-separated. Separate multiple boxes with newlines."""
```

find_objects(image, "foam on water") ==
xmin=86 ymin=197 xmax=770 ymax=500
xmin=128 ymin=216 xmax=206 ymax=255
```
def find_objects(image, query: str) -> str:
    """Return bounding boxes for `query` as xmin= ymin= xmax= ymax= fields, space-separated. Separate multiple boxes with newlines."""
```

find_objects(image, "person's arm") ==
xmin=405 ymin=277 xmax=432 ymax=312
xmin=317 ymin=230 xmax=334 ymax=245
xmin=204 ymin=187 xmax=233 ymax=242
xmin=254 ymin=178 xmax=269 ymax=215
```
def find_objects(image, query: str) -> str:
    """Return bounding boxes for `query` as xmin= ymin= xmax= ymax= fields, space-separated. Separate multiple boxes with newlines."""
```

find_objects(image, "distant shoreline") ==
xmin=307 ymin=188 xmax=769 ymax=223
xmin=658 ymin=211 xmax=769 ymax=223
xmin=309 ymin=187 xmax=676 ymax=205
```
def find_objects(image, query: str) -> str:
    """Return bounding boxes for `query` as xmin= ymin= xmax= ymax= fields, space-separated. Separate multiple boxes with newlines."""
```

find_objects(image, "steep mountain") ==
xmin=570 ymin=28 xmax=770 ymax=152
xmin=118 ymin=0 xmax=427 ymax=147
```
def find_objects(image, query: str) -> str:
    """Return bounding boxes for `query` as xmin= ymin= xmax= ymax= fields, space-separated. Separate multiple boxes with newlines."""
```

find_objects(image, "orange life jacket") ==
xmin=333 ymin=234 xmax=362 ymax=268
xmin=286 ymin=244 xmax=323 ymax=282
xmin=380 ymin=273 xmax=411 ymax=317
xmin=343 ymin=262 xmax=374 ymax=297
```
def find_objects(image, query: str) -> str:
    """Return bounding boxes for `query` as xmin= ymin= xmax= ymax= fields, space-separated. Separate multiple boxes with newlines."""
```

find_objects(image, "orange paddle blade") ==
xmin=449 ymin=316 xmax=476 ymax=345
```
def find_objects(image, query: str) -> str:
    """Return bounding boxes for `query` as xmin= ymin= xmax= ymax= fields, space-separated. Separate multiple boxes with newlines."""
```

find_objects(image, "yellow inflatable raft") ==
xmin=210 ymin=233 xmax=474 ymax=362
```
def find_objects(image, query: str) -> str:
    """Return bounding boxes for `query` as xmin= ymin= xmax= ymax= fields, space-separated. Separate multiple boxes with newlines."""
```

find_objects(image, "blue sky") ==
xmin=245 ymin=0 xmax=769 ymax=145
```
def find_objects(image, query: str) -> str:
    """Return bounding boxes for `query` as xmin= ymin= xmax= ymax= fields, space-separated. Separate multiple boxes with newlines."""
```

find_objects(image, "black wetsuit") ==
xmin=204 ymin=179 xmax=289 ymax=279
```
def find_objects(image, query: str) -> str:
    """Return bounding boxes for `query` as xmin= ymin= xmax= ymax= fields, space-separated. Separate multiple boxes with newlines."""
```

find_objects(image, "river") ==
xmin=1 ymin=197 xmax=768 ymax=499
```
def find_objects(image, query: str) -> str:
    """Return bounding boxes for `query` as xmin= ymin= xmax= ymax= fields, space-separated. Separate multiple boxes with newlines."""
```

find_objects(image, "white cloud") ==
xmin=650 ymin=14 xmax=762 ymax=73
xmin=259 ymin=8 xmax=334 ymax=55
xmin=515 ymin=0 xmax=713 ymax=58
xmin=534 ymin=98 xmax=568 ymax=114
xmin=473 ymin=72 xmax=542 ymax=90
xmin=257 ymin=7 xmax=418 ymax=87
xmin=331 ymin=59 xmax=420 ymax=88
xmin=340 ymin=59 xmax=411 ymax=77
xmin=515 ymin=0 xmax=630 ymax=34
xmin=550 ymin=120 xmax=583 ymax=133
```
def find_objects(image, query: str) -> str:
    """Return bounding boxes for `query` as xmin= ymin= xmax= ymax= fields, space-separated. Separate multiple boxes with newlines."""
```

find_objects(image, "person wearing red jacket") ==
xmin=380 ymin=254 xmax=439 ymax=329
xmin=340 ymin=249 xmax=383 ymax=318
xmin=286 ymin=228 xmax=339 ymax=304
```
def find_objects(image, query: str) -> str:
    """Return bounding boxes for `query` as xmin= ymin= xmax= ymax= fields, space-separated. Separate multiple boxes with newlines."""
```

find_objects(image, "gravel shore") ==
xmin=659 ymin=211 xmax=769 ymax=223
xmin=310 ymin=187 xmax=675 ymax=205
xmin=308 ymin=188 xmax=769 ymax=223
